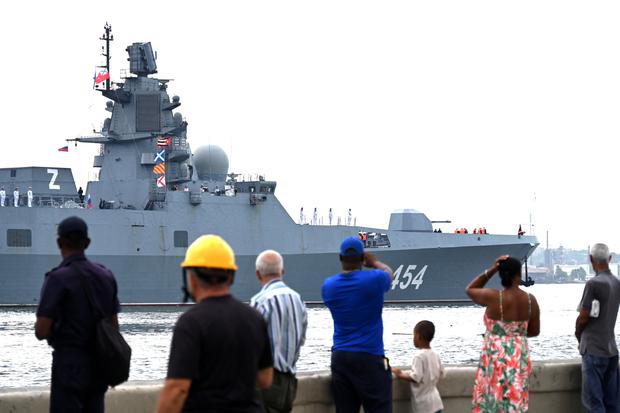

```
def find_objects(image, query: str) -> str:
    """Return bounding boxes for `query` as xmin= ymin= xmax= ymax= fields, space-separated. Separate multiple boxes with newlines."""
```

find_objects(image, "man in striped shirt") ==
xmin=251 ymin=250 xmax=308 ymax=413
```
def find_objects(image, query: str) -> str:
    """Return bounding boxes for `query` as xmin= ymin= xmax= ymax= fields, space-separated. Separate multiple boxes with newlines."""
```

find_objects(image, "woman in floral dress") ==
xmin=466 ymin=256 xmax=541 ymax=412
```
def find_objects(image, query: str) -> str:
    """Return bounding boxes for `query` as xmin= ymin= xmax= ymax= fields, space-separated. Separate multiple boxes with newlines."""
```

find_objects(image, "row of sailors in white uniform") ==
xmin=299 ymin=207 xmax=353 ymax=226
xmin=0 ymin=187 xmax=34 ymax=207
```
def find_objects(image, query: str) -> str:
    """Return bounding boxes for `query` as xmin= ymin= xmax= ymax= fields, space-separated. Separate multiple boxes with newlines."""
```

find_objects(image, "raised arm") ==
xmin=465 ymin=255 xmax=509 ymax=306
xmin=364 ymin=252 xmax=394 ymax=280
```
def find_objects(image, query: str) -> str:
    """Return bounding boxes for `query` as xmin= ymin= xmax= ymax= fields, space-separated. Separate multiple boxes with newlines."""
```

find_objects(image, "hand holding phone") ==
xmin=363 ymin=252 xmax=377 ymax=268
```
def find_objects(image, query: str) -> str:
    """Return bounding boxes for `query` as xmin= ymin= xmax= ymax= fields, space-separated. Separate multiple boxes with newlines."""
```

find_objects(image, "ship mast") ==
xmin=100 ymin=23 xmax=113 ymax=91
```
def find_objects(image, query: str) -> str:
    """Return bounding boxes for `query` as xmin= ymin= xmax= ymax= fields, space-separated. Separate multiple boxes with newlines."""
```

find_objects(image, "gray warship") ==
xmin=0 ymin=25 xmax=538 ymax=305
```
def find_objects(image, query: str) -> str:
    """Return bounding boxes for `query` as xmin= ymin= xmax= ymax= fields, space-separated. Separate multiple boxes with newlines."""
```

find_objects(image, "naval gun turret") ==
xmin=388 ymin=209 xmax=433 ymax=232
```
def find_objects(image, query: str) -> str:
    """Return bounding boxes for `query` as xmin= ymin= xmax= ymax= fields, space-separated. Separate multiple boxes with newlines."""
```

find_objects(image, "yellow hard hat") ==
xmin=181 ymin=234 xmax=238 ymax=270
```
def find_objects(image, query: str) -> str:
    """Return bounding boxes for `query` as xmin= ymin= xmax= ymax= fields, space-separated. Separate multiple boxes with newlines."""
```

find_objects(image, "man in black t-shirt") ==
xmin=156 ymin=235 xmax=273 ymax=413
xmin=35 ymin=216 xmax=120 ymax=413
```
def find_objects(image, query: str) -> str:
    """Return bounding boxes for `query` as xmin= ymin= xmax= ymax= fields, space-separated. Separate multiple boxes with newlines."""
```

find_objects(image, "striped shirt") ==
xmin=250 ymin=279 xmax=307 ymax=374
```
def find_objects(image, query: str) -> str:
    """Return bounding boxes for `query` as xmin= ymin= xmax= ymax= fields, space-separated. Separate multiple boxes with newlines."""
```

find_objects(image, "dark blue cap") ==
xmin=340 ymin=236 xmax=364 ymax=257
xmin=58 ymin=216 xmax=88 ymax=238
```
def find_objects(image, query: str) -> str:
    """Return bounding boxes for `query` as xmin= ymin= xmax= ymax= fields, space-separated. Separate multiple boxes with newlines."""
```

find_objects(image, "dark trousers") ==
xmin=50 ymin=349 xmax=107 ymax=413
xmin=257 ymin=370 xmax=298 ymax=413
xmin=582 ymin=353 xmax=620 ymax=413
xmin=330 ymin=350 xmax=392 ymax=413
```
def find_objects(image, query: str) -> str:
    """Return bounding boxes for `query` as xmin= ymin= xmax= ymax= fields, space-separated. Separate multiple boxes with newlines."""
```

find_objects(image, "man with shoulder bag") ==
xmin=35 ymin=216 xmax=125 ymax=413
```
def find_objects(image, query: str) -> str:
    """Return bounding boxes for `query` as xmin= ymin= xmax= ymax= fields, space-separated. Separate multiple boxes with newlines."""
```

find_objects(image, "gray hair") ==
xmin=255 ymin=250 xmax=284 ymax=277
xmin=590 ymin=243 xmax=611 ymax=264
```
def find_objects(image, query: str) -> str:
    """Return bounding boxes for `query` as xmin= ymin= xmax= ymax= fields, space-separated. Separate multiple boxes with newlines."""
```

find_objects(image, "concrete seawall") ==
xmin=0 ymin=360 xmax=585 ymax=413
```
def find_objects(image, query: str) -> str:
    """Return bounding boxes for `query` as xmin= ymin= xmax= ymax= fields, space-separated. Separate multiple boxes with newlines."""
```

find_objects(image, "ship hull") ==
xmin=0 ymin=194 xmax=538 ymax=305
xmin=0 ymin=227 xmax=535 ymax=305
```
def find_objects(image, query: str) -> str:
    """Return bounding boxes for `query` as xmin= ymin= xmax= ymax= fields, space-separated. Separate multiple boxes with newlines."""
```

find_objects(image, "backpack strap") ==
xmin=74 ymin=263 xmax=104 ymax=320
xmin=527 ymin=293 xmax=532 ymax=319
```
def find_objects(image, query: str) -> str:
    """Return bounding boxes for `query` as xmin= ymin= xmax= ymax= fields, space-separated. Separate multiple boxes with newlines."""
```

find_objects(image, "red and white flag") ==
xmin=94 ymin=68 xmax=110 ymax=85
xmin=156 ymin=137 xmax=170 ymax=147
xmin=156 ymin=175 xmax=166 ymax=188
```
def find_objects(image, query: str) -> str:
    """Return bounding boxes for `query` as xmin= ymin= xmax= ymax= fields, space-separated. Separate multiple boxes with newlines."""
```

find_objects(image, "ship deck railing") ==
xmin=23 ymin=196 xmax=85 ymax=209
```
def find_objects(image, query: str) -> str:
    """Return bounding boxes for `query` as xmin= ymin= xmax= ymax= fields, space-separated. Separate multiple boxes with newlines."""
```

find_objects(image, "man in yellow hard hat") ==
xmin=156 ymin=235 xmax=274 ymax=413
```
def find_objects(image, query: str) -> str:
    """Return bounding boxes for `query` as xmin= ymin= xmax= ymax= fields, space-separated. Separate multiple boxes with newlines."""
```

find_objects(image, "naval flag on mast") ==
xmin=156 ymin=137 xmax=170 ymax=147
xmin=94 ymin=68 xmax=110 ymax=86
xmin=154 ymin=150 xmax=166 ymax=163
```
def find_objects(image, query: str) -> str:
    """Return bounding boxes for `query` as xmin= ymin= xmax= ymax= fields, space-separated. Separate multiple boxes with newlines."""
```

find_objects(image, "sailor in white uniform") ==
xmin=313 ymin=208 xmax=318 ymax=225
xmin=347 ymin=208 xmax=352 ymax=226
xmin=299 ymin=207 xmax=305 ymax=224
xmin=27 ymin=186 xmax=33 ymax=208
xmin=13 ymin=187 xmax=19 ymax=207
xmin=0 ymin=187 xmax=5 ymax=207
xmin=329 ymin=208 xmax=333 ymax=226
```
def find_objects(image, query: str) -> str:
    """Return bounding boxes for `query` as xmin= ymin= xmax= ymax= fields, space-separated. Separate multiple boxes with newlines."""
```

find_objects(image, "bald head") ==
xmin=255 ymin=250 xmax=284 ymax=284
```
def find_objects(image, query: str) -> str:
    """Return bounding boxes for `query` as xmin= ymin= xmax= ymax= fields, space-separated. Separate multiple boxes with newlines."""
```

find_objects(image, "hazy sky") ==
xmin=2 ymin=1 xmax=619 ymax=250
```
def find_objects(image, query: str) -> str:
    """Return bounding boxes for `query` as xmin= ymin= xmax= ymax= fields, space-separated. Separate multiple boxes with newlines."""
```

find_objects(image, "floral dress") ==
xmin=471 ymin=291 xmax=531 ymax=413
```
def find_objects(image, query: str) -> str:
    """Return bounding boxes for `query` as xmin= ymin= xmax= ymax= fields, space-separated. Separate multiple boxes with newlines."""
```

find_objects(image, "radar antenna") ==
xmin=100 ymin=22 xmax=113 ymax=91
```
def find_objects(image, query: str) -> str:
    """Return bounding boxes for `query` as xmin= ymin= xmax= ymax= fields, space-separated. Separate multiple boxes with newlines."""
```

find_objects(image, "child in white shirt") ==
xmin=392 ymin=320 xmax=445 ymax=413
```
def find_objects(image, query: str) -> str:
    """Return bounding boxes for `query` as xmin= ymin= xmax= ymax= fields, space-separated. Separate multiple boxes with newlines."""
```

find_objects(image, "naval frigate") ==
xmin=0 ymin=25 xmax=538 ymax=305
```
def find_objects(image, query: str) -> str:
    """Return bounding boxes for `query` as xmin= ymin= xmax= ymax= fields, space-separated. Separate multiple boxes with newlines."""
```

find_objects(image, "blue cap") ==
xmin=340 ymin=236 xmax=364 ymax=257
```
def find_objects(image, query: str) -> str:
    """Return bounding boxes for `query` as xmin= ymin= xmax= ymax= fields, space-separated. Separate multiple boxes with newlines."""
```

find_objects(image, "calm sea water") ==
xmin=0 ymin=283 xmax=603 ymax=389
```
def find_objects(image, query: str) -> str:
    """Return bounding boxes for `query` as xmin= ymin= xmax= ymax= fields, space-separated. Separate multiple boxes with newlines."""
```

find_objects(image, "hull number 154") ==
xmin=390 ymin=264 xmax=428 ymax=290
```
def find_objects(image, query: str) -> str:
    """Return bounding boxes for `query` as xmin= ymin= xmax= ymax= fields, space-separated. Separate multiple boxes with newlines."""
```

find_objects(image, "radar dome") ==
xmin=194 ymin=145 xmax=229 ymax=181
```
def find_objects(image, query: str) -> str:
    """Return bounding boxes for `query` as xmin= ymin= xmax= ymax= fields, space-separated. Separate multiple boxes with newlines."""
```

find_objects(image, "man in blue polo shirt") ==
xmin=322 ymin=236 xmax=394 ymax=413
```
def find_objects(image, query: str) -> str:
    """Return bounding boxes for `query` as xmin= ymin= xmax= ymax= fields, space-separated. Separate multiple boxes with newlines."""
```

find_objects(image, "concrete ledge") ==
xmin=0 ymin=360 xmax=586 ymax=413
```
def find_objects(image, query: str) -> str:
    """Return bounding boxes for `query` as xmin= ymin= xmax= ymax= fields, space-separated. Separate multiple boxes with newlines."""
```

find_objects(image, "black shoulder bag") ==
xmin=77 ymin=265 xmax=132 ymax=387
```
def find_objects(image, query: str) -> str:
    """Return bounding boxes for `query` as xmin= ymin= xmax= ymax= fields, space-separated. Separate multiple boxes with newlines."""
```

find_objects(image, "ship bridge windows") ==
xmin=174 ymin=231 xmax=188 ymax=248
xmin=7 ymin=229 xmax=32 ymax=247
xmin=10 ymin=169 xmax=16 ymax=178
